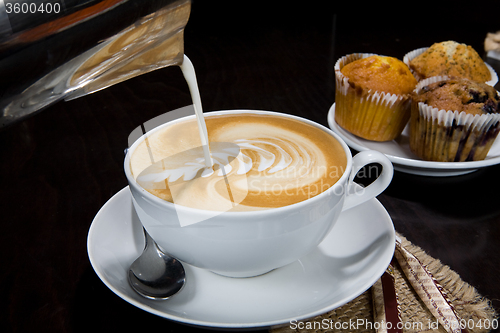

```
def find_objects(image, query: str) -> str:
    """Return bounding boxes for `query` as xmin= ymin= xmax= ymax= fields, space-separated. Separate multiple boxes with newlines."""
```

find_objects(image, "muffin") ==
xmin=335 ymin=53 xmax=417 ymax=141
xmin=404 ymin=41 xmax=496 ymax=85
xmin=410 ymin=76 xmax=500 ymax=162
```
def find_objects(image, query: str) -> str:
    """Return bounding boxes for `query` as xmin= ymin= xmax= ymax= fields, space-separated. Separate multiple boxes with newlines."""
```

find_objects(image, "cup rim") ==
xmin=124 ymin=109 xmax=353 ymax=216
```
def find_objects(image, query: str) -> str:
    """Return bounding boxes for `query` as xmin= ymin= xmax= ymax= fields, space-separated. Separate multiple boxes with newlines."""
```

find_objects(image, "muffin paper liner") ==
xmin=403 ymin=47 xmax=498 ymax=86
xmin=335 ymin=53 xmax=412 ymax=142
xmin=410 ymin=76 xmax=500 ymax=162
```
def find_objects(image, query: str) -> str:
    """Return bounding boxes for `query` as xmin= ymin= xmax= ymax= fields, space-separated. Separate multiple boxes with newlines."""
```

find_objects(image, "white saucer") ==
xmin=328 ymin=103 xmax=500 ymax=177
xmin=87 ymin=187 xmax=395 ymax=330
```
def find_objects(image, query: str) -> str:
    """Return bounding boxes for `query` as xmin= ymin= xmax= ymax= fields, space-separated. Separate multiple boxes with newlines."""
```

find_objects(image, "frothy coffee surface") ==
xmin=130 ymin=113 xmax=347 ymax=211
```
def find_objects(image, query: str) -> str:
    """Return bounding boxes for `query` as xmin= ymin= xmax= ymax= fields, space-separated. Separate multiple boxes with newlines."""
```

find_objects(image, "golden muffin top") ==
xmin=341 ymin=55 xmax=417 ymax=95
xmin=409 ymin=41 xmax=491 ymax=83
xmin=412 ymin=77 xmax=500 ymax=115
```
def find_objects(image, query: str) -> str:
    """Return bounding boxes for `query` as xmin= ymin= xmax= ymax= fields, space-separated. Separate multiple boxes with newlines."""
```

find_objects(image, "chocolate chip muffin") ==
xmin=410 ymin=76 xmax=500 ymax=162
xmin=412 ymin=77 xmax=500 ymax=115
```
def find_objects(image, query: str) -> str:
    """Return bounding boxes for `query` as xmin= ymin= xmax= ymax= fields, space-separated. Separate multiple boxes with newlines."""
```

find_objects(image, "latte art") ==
xmin=130 ymin=113 xmax=347 ymax=211
xmin=236 ymin=138 xmax=296 ymax=174
xmin=137 ymin=142 xmax=241 ymax=183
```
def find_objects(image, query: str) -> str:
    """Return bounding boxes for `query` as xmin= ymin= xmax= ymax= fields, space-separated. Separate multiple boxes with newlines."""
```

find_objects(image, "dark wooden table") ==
xmin=2 ymin=2 xmax=500 ymax=332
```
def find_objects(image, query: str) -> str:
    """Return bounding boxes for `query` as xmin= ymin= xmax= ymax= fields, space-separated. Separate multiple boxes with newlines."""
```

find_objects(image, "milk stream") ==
xmin=133 ymin=55 xmax=344 ymax=215
xmin=149 ymin=55 xmax=313 ymax=180
xmin=180 ymin=55 xmax=213 ymax=168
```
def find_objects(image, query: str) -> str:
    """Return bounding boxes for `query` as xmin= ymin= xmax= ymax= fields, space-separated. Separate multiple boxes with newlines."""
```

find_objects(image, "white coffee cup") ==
xmin=124 ymin=110 xmax=393 ymax=277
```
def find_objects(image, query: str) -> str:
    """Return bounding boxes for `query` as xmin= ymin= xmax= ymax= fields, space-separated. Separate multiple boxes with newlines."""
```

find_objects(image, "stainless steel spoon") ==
xmin=128 ymin=228 xmax=186 ymax=300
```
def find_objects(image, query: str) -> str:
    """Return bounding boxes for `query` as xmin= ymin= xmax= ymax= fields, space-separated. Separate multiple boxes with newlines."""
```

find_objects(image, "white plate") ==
xmin=328 ymin=103 xmax=500 ymax=177
xmin=87 ymin=187 xmax=395 ymax=330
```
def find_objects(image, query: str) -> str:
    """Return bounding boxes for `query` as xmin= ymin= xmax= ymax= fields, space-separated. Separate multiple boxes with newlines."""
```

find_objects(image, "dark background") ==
xmin=2 ymin=1 xmax=500 ymax=332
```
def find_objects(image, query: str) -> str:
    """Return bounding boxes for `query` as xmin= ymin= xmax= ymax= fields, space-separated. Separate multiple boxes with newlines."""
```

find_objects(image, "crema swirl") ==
xmin=130 ymin=113 xmax=347 ymax=211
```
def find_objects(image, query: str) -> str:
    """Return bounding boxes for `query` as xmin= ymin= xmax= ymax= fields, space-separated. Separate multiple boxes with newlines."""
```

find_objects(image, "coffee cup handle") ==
xmin=342 ymin=150 xmax=393 ymax=211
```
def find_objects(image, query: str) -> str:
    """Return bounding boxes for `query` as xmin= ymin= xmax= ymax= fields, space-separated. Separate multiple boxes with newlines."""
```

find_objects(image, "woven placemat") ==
xmin=270 ymin=234 xmax=497 ymax=333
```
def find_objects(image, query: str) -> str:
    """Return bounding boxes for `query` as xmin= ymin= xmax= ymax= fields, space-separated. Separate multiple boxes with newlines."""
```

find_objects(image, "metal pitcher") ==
xmin=0 ymin=0 xmax=191 ymax=128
